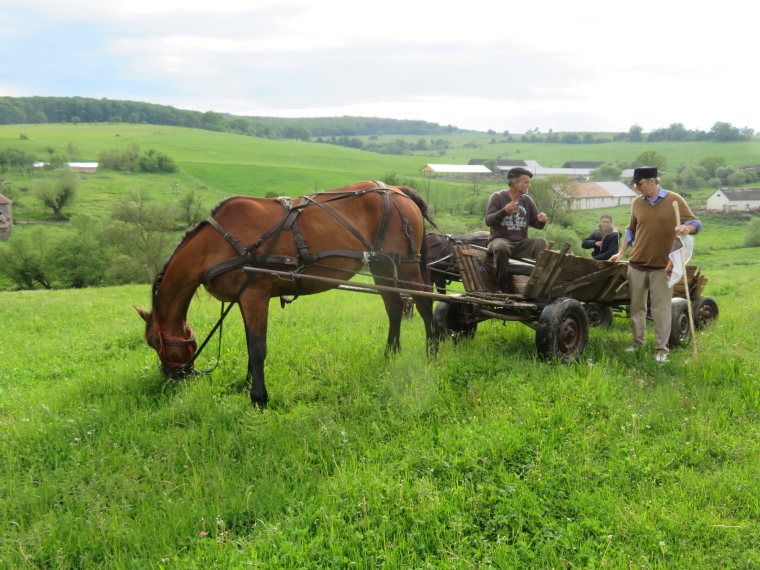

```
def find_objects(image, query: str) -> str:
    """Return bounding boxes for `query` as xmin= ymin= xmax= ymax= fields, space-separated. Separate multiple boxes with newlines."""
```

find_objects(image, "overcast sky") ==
xmin=1 ymin=0 xmax=756 ymax=134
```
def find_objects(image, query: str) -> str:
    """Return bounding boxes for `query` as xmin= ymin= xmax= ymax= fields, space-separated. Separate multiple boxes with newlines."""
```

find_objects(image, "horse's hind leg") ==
xmin=376 ymin=287 xmax=404 ymax=353
xmin=410 ymin=292 xmax=437 ymax=355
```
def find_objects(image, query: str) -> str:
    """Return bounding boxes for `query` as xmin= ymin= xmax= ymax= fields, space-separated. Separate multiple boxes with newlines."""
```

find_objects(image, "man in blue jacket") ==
xmin=582 ymin=214 xmax=620 ymax=260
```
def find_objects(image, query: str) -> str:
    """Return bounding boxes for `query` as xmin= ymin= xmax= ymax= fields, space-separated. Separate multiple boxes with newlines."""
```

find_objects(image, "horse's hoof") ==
xmin=250 ymin=393 xmax=268 ymax=409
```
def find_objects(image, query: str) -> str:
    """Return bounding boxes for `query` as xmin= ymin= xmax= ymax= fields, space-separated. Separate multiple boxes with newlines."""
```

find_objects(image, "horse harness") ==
xmin=201 ymin=183 xmax=421 ymax=287
xmin=164 ymin=184 xmax=423 ymax=374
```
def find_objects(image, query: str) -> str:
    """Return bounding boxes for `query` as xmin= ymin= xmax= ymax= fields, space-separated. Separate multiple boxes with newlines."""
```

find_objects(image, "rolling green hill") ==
xmin=1 ymin=122 xmax=758 ymax=288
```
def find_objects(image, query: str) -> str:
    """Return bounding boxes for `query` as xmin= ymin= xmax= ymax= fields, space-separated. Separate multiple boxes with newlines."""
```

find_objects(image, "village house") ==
xmin=468 ymin=159 xmax=634 ymax=182
xmin=706 ymin=188 xmax=760 ymax=212
xmin=0 ymin=193 xmax=12 ymax=240
xmin=32 ymin=162 xmax=99 ymax=174
xmin=562 ymin=181 xmax=638 ymax=211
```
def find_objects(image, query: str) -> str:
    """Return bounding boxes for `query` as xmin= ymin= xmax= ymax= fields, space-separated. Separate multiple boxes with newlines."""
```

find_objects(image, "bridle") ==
xmin=151 ymin=314 xmax=197 ymax=376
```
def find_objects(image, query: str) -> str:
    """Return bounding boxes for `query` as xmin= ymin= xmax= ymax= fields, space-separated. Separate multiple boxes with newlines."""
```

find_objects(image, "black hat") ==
xmin=632 ymin=166 xmax=657 ymax=185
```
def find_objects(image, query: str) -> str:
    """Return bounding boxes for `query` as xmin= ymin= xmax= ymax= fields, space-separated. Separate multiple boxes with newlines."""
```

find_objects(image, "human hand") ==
xmin=675 ymin=224 xmax=691 ymax=236
xmin=503 ymin=201 xmax=519 ymax=215
xmin=594 ymin=240 xmax=602 ymax=247
xmin=609 ymin=252 xmax=623 ymax=263
xmin=537 ymin=212 xmax=548 ymax=223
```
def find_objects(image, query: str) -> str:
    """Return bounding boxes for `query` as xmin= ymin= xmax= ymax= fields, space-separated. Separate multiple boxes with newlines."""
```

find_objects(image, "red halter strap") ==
xmin=152 ymin=315 xmax=196 ymax=369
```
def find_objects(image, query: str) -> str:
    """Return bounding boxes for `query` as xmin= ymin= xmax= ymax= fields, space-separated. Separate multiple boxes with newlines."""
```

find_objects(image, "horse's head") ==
xmin=136 ymin=307 xmax=198 ymax=378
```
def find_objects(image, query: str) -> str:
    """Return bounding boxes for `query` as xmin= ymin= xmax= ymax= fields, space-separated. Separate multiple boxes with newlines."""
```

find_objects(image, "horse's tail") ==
xmin=397 ymin=186 xmax=432 ymax=288
xmin=396 ymin=185 xmax=429 ymax=219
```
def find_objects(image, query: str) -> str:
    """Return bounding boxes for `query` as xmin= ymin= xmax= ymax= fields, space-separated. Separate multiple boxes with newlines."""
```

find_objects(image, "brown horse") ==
xmin=137 ymin=181 xmax=436 ymax=407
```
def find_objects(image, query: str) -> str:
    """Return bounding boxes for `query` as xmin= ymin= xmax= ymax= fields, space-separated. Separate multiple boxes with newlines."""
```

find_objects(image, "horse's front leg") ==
xmin=238 ymin=291 xmax=270 ymax=408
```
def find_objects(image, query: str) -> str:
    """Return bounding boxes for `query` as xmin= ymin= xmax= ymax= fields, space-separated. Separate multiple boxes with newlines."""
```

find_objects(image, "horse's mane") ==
xmin=151 ymin=195 xmax=245 ymax=304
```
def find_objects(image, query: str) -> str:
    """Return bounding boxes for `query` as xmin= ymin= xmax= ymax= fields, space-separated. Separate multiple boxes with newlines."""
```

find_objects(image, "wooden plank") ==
xmin=453 ymin=245 xmax=496 ymax=293
xmin=596 ymin=271 xmax=627 ymax=302
xmin=549 ymin=264 xmax=627 ymax=298
xmin=455 ymin=247 xmax=476 ymax=291
xmin=524 ymin=242 xmax=571 ymax=301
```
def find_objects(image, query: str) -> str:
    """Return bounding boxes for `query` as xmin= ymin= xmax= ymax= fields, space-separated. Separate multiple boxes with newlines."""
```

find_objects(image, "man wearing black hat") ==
xmin=609 ymin=166 xmax=702 ymax=362
xmin=485 ymin=167 xmax=548 ymax=292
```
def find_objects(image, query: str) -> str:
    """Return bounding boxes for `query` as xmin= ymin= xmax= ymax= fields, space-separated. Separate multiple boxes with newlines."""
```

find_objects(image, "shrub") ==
xmin=744 ymin=218 xmax=760 ymax=247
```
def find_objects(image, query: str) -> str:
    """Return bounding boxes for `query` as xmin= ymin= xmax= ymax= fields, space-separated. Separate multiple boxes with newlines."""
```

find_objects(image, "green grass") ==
xmin=1 ymin=262 xmax=759 ymax=568
xmin=1 ymin=123 xmax=760 ymax=567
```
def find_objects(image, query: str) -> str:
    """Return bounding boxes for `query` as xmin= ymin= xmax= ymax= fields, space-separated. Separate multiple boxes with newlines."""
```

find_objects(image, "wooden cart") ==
xmin=431 ymin=241 xmax=718 ymax=362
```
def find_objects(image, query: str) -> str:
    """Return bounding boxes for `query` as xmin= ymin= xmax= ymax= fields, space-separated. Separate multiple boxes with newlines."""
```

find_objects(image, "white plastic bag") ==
xmin=667 ymin=235 xmax=694 ymax=288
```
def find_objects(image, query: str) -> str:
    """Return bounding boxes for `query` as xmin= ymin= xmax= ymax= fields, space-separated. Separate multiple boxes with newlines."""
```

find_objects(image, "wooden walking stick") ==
xmin=673 ymin=201 xmax=698 ymax=359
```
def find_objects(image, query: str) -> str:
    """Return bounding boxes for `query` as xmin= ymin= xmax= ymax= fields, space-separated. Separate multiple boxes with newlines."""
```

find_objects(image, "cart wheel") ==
xmin=585 ymin=303 xmax=613 ymax=328
xmin=536 ymin=298 xmax=589 ymax=363
xmin=668 ymin=298 xmax=691 ymax=347
xmin=691 ymin=296 xmax=718 ymax=329
xmin=433 ymin=302 xmax=477 ymax=343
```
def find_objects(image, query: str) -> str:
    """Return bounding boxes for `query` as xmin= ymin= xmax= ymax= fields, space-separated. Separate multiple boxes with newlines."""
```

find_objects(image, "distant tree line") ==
xmin=315 ymin=136 xmax=451 ymax=155
xmin=487 ymin=122 xmax=756 ymax=145
xmin=0 ymin=96 xmax=460 ymax=138
xmin=613 ymin=122 xmax=755 ymax=143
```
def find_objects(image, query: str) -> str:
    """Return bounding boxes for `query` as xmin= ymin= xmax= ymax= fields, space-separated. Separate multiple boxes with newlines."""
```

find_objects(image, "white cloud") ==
xmin=1 ymin=0 xmax=757 ymax=132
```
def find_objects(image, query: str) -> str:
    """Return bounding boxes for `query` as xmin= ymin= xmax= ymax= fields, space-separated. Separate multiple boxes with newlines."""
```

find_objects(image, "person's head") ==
xmin=599 ymin=214 xmax=612 ymax=231
xmin=631 ymin=166 xmax=660 ymax=198
xmin=507 ymin=167 xmax=533 ymax=195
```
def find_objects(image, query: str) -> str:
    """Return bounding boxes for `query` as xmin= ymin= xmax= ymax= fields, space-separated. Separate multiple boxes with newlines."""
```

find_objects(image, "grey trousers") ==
xmin=627 ymin=265 xmax=672 ymax=353
xmin=488 ymin=237 xmax=547 ymax=291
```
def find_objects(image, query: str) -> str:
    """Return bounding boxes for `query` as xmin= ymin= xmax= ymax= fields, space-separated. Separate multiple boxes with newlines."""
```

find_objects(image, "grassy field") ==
xmin=1 ymin=122 xmax=759 ymax=567
xmin=1 ymin=261 xmax=759 ymax=568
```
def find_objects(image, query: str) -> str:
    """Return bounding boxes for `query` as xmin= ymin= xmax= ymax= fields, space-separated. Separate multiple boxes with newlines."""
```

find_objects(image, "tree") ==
xmin=698 ymin=155 xmax=726 ymax=178
xmin=107 ymin=190 xmax=179 ymax=283
xmin=483 ymin=158 xmax=499 ymax=176
xmin=715 ymin=166 xmax=736 ymax=184
xmin=635 ymin=150 xmax=667 ymax=172
xmin=530 ymin=175 xmax=577 ymax=226
xmin=34 ymin=167 xmax=79 ymax=219
xmin=744 ymin=218 xmax=760 ymax=247
xmin=628 ymin=124 xmax=643 ymax=142
xmin=678 ymin=165 xmax=708 ymax=189
xmin=589 ymin=163 xmax=622 ymax=182
xmin=727 ymin=171 xmax=747 ymax=186
xmin=0 ymin=228 xmax=53 ymax=289
xmin=202 ymin=111 xmax=225 ymax=132
xmin=178 ymin=189 xmax=205 ymax=227
xmin=50 ymin=214 xmax=110 ymax=288
xmin=709 ymin=121 xmax=741 ymax=142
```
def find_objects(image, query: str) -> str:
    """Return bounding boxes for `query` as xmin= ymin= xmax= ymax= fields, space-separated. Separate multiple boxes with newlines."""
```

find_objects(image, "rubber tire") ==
xmin=536 ymin=298 xmax=589 ymax=363
xmin=691 ymin=296 xmax=719 ymax=329
xmin=668 ymin=297 xmax=691 ymax=348
xmin=585 ymin=303 xmax=613 ymax=328
xmin=433 ymin=301 xmax=477 ymax=343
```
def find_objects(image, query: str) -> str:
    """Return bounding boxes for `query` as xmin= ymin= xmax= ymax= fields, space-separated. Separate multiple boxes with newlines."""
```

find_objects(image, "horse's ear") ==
xmin=135 ymin=307 xmax=151 ymax=323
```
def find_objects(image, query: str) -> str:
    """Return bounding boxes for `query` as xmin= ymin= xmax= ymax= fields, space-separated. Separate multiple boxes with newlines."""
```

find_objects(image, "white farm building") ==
xmin=565 ymin=181 xmax=638 ymax=211
xmin=706 ymin=188 xmax=760 ymax=212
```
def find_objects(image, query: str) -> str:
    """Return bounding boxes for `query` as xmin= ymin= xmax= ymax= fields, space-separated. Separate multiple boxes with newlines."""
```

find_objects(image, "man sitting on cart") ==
xmin=484 ymin=167 xmax=548 ymax=293
xmin=582 ymin=214 xmax=621 ymax=260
